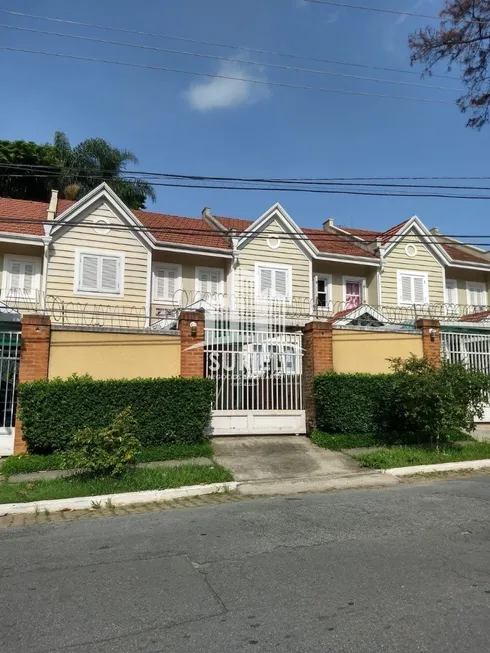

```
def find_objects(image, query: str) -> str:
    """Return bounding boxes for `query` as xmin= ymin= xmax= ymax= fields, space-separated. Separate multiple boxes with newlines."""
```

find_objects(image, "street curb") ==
xmin=382 ymin=458 xmax=490 ymax=476
xmin=0 ymin=482 xmax=239 ymax=516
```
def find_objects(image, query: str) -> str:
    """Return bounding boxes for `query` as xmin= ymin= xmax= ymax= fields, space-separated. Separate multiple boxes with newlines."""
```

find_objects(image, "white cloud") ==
xmin=185 ymin=60 xmax=269 ymax=111
xmin=324 ymin=11 xmax=339 ymax=25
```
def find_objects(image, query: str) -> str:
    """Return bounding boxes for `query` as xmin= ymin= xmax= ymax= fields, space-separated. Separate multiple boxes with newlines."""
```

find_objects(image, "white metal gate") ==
xmin=204 ymin=305 xmax=305 ymax=435
xmin=441 ymin=330 xmax=490 ymax=422
xmin=0 ymin=330 xmax=21 ymax=455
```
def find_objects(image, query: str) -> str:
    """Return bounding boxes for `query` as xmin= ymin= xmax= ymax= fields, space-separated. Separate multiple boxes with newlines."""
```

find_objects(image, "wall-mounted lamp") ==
xmin=190 ymin=321 xmax=197 ymax=337
xmin=429 ymin=328 xmax=436 ymax=342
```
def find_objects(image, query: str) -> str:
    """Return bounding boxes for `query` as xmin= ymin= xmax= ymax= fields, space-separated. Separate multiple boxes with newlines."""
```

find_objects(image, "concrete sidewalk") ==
xmin=212 ymin=436 xmax=397 ymax=495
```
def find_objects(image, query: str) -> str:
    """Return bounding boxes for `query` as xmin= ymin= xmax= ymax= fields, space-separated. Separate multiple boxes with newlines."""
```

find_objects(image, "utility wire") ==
xmin=1 ymin=46 xmax=456 ymax=105
xmin=0 ymin=214 xmax=489 ymax=247
xmin=305 ymin=0 xmax=485 ymax=24
xmin=2 ymin=163 xmax=490 ymax=183
xmin=0 ymin=23 xmax=462 ymax=92
xmin=5 ymin=163 xmax=490 ymax=192
xmin=0 ymin=8 xmax=461 ymax=81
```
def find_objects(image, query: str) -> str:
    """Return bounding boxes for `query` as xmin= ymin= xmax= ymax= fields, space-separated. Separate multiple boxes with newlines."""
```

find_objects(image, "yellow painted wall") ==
xmin=313 ymin=261 xmax=379 ymax=306
xmin=381 ymin=228 xmax=444 ymax=305
xmin=236 ymin=217 xmax=310 ymax=302
xmin=47 ymin=201 xmax=149 ymax=319
xmin=332 ymin=328 xmax=423 ymax=374
xmin=49 ymin=330 xmax=181 ymax=380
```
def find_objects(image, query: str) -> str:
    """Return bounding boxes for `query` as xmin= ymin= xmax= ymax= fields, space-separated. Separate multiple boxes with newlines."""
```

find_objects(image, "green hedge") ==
xmin=314 ymin=373 xmax=393 ymax=437
xmin=18 ymin=375 xmax=214 ymax=454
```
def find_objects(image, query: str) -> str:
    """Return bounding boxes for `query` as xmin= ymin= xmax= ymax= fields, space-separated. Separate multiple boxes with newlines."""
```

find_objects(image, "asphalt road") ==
xmin=1 ymin=477 xmax=490 ymax=653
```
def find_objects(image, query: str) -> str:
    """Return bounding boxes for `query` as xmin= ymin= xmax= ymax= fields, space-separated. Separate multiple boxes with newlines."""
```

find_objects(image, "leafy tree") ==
xmin=409 ymin=1 xmax=490 ymax=129
xmin=0 ymin=140 xmax=59 ymax=201
xmin=0 ymin=133 xmax=156 ymax=209
xmin=53 ymin=131 xmax=156 ymax=209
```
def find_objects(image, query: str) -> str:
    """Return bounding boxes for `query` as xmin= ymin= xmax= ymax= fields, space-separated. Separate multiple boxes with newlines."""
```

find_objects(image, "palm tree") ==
xmin=53 ymin=132 xmax=156 ymax=209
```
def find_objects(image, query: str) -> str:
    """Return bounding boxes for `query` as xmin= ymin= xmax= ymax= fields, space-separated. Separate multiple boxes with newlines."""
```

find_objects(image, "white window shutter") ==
xmin=23 ymin=263 xmax=34 ymax=295
xmin=400 ymin=275 xmax=413 ymax=303
xmin=101 ymin=257 xmax=119 ymax=293
xmin=445 ymin=280 xmax=458 ymax=305
xmin=199 ymin=271 xmax=210 ymax=294
xmin=275 ymin=269 xmax=288 ymax=298
xmin=155 ymin=269 xmax=167 ymax=299
xmin=413 ymin=276 xmax=425 ymax=304
xmin=260 ymin=268 xmax=273 ymax=295
xmin=167 ymin=268 xmax=176 ymax=298
xmin=209 ymin=272 xmax=220 ymax=295
xmin=9 ymin=262 xmax=21 ymax=292
xmin=81 ymin=255 xmax=99 ymax=290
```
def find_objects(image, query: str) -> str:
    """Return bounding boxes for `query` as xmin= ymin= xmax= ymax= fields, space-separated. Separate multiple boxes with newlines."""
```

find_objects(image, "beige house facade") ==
xmin=1 ymin=183 xmax=490 ymax=327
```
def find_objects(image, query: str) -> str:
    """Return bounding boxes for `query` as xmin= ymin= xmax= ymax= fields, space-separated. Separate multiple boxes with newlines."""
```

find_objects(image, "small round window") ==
xmin=405 ymin=244 xmax=417 ymax=258
xmin=267 ymin=237 xmax=280 ymax=250
xmin=93 ymin=219 xmax=111 ymax=235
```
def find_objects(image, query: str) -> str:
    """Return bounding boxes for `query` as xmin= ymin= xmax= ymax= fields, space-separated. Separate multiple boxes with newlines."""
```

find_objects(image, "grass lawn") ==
xmin=0 ymin=442 xmax=213 ymax=477
xmin=354 ymin=442 xmax=490 ymax=469
xmin=310 ymin=430 xmax=381 ymax=451
xmin=0 ymin=464 xmax=233 ymax=504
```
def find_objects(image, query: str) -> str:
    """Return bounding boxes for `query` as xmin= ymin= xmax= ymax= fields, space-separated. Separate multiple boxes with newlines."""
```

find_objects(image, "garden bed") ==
xmin=1 ymin=443 xmax=213 ymax=477
xmin=0 ymin=464 xmax=232 ymax=504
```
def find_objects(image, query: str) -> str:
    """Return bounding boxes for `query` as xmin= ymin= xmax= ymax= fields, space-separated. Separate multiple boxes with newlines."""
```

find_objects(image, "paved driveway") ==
xmin=212 ymin=435 xmax=361 ymax=481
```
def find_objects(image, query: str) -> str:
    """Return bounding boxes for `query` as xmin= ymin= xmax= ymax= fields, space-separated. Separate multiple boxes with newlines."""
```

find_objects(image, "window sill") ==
xmin=73 ymin=290 xmax=124 ymax=299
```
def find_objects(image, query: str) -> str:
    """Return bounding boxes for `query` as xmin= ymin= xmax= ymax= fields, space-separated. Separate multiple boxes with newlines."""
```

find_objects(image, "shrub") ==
xmin=314 ymin=356 xmax=490 ymax=447
xmin=388 ymin=356 xmax=490 ymax=447
xmin=18 ymin=375 xmax=214 ymax=454
xmin=314 ymin=372 xmax=394 ymax=437
xmin=62 ymin=408 xmax=141 ymax=477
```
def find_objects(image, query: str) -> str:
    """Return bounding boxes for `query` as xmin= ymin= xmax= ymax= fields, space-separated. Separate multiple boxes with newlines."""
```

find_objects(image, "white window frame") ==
xmin=152 ymin=263 xmax=182 ymax=304
xmin=342 ymin=276 xmax=367 ymax=307
xmin=466 ymin=281 xmax=487 ymax=308
xmin=195 ymin=266 xmax=225 ymax=297
xmin=74 ymin=248 xmax=125 ymax=298
xmin=1 ymin=254 xmax=42 ymax=301
xmin=397 ymin=270 xmax=429 ymax=305
xmin=314 ymin=274 xmax=332 ymax=310
xmin=254 ymin=262 xmax=293 ymax=301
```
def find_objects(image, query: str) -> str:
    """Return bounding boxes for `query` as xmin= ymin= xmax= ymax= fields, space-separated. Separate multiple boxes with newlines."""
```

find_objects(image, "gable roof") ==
xmin=132 ymin=210 xmax=231 ymax=249
xmin=0 ymin=197 xmax=48 ymax=235
xmin=302 ymin=228 xmax=377 ymax=258
xmin=458 ymin=310 xmax=490 ymax=323
xmin=327 ymin=305 xmax=388 ymax=325
xmin=440 ymin=243 xmax=490 ymax=265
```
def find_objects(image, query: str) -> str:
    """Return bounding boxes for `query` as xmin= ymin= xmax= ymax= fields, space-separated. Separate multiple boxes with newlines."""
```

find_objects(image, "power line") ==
xmin=305 ymin=0 xmax=484 ymax=24
xmin=0 ymin=214 xmax=489 ymax=248
xmin=0 ymin=8 xmax=461 ymax=81
xmin=3 ymin=163 xmax=490 ymax=183
xmin=1 ymin=46 xmax=456 ymax=105
xmin=6 ymin=163 xmax=490 ymax=193
xmin=0 ymin=23 xmax=462 ymax=93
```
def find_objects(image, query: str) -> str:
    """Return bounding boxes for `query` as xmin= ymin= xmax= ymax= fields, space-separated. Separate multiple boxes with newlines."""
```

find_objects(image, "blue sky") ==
xmin=1 ymin=0 xmax=489 ymax=238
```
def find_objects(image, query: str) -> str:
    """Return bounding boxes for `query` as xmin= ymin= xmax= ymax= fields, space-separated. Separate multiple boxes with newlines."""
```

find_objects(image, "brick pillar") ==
xmin=179 ymin=310 xmax=205 ymax=378
xmin=416 ymin=318 xmax=441 ymax=368
xmin=14 ymin=314 xmax=51 ymax=454
xmin=303 ymin=321 xmax=334 ymax=432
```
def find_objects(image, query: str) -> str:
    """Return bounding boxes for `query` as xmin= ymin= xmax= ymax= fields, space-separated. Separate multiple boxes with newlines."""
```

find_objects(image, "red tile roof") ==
xmin=337 ymin=226 xmax=381 ymax=239
xmin=214 ymin=216 xmax=254 ymax=232
xmin=302 ymin=228 xmax=377 ymax=257
xmin=441 ymin=243 xmax=489 ymax=264
xmin=0 ymin=197 xmax=48 ymax=235
xmin=133 ymin=210 xmax=231 ymax=249
xmin=458 ymin=310 xmax=490 ymax=322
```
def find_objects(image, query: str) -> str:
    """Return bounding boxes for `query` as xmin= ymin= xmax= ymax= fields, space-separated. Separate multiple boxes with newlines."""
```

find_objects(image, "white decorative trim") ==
xmin=152 ymin=263 xmax=183 ymax=302
xmin=145 ymin=250 xmax=152 ymax=327
xmin=332 ymin=305 xmax=388 ymax=326
xmin=382 ymin=216 xmax=449 ymax=266
xmin=405 ymin=243 xmax=417 ymax=258
xmin=73 ymin=247 xmax=125 ymax=298
xmin=267 ymin=236 xmax=281 ymax=250
xmin=1 ymin=254 xmax=42 ymax=301
xmin=93 ymin=218 xmax=111 ymax=235
xmin=314 ymin=273 xmax=332 ymax=310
